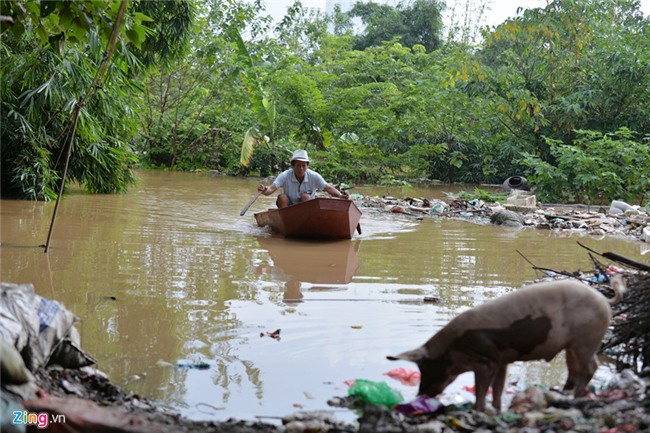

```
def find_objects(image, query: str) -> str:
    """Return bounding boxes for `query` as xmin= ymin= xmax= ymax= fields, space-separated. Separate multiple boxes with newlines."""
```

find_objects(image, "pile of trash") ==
xmin=548 ymin=246 xmax=650 ymax=373
xmin=0 ymin=282 xmax=289 ymax=433
xmin=0 ymin=283 xmax=96 ymax=377
xmin=605 ymin=270 xmax=650 ymax=372
xmin=328 ymin=369 xmax=650 ymax=433
xmin=353 ymin=190 xmax=650 ymax=244
xmin=355 ymin=391 xmax=650 ymax=432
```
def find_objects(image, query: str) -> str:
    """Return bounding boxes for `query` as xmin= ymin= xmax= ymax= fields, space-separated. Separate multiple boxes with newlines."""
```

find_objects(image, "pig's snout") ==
xmin=416 ymin=357 xmax=456 ymax=398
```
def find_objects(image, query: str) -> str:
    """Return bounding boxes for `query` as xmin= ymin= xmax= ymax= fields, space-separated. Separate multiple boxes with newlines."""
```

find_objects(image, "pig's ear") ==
xmin=386 ymin=347 xmax=426 ymax=362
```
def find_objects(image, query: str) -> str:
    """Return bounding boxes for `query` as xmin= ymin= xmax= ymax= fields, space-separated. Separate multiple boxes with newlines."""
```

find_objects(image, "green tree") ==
xmin=480 ymin=0 xmax=650 ymax=145
xmin=137 ymin=0 xmax=262 ymax=171
xmin=271 ymin=71 xmax=331 ymax=150
xmin=274 ymin=0 xmax=329 ymax=62
xmin=520 ymin=128 xmax=650 ymax=204
xmin=0 ymin=0 xmax=194 ymax=199
xmin=349 ymin=0 xmax=444 ymax=52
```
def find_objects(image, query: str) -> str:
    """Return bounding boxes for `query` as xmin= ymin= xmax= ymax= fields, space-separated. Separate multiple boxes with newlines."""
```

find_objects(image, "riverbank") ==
xmin=7 ymin=362 xmax=650 ymax=433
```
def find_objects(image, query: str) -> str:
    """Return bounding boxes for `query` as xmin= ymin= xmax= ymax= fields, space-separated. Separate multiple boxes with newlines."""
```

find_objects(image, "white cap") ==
xmin=290 ymin=149 xmax=310 ymax=162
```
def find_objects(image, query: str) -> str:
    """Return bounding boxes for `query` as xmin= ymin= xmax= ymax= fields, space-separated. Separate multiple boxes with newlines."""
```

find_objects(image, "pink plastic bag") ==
xmin=384 ymin=367 xmax=421 ymax=386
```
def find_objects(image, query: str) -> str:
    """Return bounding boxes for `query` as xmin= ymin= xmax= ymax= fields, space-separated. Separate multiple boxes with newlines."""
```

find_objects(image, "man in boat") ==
xmin=258 ymin=149 xmax=348 ymax=208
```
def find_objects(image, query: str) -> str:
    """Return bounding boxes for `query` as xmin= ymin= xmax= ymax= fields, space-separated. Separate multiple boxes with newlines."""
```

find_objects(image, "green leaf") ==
xmin=240 ymin=127 xmax=260 ymax=167
xmin=133 ymin=12 xmax=154 ymax=23
xmin=35 ymin=24 xmax=49 ymax=44
xmin=59 ymin=6 xmax=73 ymax=27
xmin=40 ymin=0 xmax=57 ymax=18
xmin=126 ymin=29 xmax=141 ymax=47
xmin=25 ymin=2 xmax=40 ymax=15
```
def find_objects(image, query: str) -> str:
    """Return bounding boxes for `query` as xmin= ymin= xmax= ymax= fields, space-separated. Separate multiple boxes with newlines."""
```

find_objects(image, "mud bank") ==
xmin=5 ymin=364 xmax=649 ymax=433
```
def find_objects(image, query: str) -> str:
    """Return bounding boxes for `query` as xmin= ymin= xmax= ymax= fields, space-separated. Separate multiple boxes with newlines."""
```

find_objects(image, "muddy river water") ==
xmin=1 ymin=170 xmax=647 ymax=423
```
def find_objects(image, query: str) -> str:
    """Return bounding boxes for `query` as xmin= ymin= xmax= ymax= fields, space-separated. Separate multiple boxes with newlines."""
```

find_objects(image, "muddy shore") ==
xmin=13 ymin=363 xmax=650 ymax=432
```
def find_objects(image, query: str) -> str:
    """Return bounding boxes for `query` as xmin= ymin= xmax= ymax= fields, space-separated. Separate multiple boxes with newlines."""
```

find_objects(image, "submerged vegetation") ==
xmin=1 ymin=0 xmax=649 ymax=204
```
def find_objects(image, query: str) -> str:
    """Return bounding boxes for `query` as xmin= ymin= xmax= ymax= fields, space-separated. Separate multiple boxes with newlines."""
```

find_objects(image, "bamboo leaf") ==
xmin=133 ymin=12 xmax=155 ymax=23
xmin=126 ymin=29 xmax=141 ymax=47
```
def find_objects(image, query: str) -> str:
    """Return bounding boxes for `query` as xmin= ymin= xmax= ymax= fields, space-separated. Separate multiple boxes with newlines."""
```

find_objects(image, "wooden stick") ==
xmin=240 ymin=190 xmax=263 ymax=216
xmin=578 ymin=241 xmax=650 ymax=272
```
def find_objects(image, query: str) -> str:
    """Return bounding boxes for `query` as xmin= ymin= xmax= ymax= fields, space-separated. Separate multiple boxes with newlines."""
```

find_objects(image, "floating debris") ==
xmin=176 ymin=362 xmax=210 ymax=370
xmin=260 ymin=329 xmax=281 ymax=340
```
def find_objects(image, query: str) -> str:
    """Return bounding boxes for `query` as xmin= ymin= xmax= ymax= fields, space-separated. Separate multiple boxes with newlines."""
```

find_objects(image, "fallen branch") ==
xmin=577 ymin=242 xmax=650 ymax=272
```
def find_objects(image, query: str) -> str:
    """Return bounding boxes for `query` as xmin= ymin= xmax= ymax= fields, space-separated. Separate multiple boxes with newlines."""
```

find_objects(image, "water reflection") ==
xmin=255 ymin=237 xmax=360 ymax=301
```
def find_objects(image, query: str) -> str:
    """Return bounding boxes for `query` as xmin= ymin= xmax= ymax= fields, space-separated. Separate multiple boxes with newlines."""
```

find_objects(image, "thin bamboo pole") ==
xmin=43 ymin=0 xmax=129 ymax=253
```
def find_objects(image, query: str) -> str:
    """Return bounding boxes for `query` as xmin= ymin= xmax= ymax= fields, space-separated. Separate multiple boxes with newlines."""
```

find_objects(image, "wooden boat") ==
xmin=254 ymin=198 xmax=362 ymax=239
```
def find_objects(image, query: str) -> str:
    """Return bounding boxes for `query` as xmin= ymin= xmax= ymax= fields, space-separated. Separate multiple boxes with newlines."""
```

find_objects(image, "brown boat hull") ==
xmin=254 ymin=198 xmax=362 ymax=239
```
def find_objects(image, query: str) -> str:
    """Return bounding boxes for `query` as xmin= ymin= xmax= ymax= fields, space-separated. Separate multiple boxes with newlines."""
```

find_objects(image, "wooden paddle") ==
xmin=240 ymin=190 xmax=263 ymax=216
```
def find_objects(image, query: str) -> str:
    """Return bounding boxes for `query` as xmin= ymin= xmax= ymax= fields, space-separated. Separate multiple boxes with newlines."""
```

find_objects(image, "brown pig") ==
xmin=387 ymin=276 xmax=625 ymax=412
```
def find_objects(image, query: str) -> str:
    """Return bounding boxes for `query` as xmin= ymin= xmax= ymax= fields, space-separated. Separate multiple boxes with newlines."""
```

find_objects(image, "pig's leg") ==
xmin=473 ymin=363 xmax=497 ymax=412
xmin=572 ymin=353 xmax=599 ymax=397
xmin=565 ymin=345 xmax=599 ymax=397
xmin=490 ymin=364 xmax=508 ymax=412
xmin=563 ymin=348 xmax=578 ymax=392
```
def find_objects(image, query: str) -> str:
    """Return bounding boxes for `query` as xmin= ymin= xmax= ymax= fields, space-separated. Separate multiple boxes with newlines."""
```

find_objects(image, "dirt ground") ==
xmin=17 ymin=367 xmax=284 ymax=433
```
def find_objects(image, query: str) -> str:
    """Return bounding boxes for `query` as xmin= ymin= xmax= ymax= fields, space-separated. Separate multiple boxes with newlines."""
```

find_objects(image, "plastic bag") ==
xmin=0 ymin=338 xmax=34 ymax=384
xmin=602 ymin=369 xmax=646 ymax=400
xmin=394 ymin=395 xmax=444 ymax=416
xmin=0 ymin=282 xmax=95 ymax=371
xmin=384 ymin=367 xmax=420 ymax=386
xmin=347 ymin=379 xmax=403 ymax=408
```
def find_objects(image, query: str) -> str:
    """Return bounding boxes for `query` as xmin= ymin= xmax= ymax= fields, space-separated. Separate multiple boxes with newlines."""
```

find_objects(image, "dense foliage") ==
xmin=1 ymin=0 xmax=649 ymax=204
xmin=0 ymin=0 xmax=194 ymax=199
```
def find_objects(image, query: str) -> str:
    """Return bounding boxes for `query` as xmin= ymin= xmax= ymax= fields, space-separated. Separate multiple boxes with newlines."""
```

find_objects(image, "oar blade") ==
xmin=240 ymin=190 xmax=263 ymax=216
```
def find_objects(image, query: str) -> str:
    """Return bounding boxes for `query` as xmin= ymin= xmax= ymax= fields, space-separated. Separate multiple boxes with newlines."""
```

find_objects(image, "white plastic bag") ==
xmin=0 ymin=282 xmax=95 ymax=371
